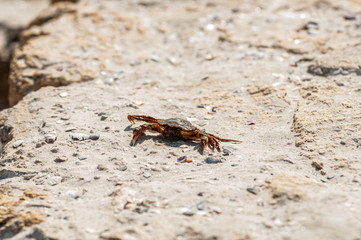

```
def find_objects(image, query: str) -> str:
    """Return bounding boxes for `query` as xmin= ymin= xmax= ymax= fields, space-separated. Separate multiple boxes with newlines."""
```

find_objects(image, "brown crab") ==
xmin=127 ymin=115 xmax=241 ymax=153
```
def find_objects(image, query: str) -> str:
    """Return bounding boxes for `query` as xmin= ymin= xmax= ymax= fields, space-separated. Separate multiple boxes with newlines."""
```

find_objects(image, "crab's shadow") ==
xmin=124 ymin=125 xmax=201 ymax=153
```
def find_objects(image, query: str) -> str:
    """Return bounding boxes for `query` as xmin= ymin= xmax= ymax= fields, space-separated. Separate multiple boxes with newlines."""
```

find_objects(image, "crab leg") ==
xmin=128 ymin=115 xmax=159 ymax=124
xmin=201 ymin=131 xmax=242 ymax=143
xmin=200 ymin=135 xmax=208 ymax=153
xmin=208 ymin=136 xmax=221 ymax=152
xmin=131 ymin=123 xmax=163 ymax=145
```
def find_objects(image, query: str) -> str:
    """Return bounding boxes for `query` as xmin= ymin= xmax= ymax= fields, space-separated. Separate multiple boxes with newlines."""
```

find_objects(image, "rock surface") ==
xmin=1 ymin=0 xmax=361 ymax=239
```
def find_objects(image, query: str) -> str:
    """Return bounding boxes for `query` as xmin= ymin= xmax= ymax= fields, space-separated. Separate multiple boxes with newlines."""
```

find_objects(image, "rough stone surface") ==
xmin=1 ymin=0 xmax=361 ymax=239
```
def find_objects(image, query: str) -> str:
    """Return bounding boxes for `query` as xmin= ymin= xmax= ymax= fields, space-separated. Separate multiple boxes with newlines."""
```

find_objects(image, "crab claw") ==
xmin=131 ymin=127 xmax=143 ymax=145
xmin=128 ymin=115 xmax=135 ymax=124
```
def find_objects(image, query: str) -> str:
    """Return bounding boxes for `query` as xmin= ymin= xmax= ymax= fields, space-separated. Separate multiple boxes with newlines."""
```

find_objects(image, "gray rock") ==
xmin=183 ymin=210 xmax=196 ymax=216
xmin=98 ymin=111 xmax=111 ymax=116
xmin=247 ymin=186 xmax=260 ymax=195
xmin=222 ymin=148 xmax=232 ymax=156
xmin=196 ymin=200 xmax=206 ymax=210
xmin=89 ymin=134 xmax=100 ymax=140
xmin=143 ymin=172 xmax=152 ymax=178
xmin=97 ymin=164 xmax=108 ymax=171
xmin=204 ymin=156 xmax=222 ymax=164
xmin=47 ymin=176 xmax=62 ymax=186
xmin=50 ymin=147 xmax=59 ymax=153
xmin=117 ymin=165 xmax=127 ymax=171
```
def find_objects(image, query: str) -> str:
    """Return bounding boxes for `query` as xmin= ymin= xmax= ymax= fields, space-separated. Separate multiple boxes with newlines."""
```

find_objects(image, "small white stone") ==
xmin=13 ymin=140 xmax=24 ymax=148
xmin=59 ymin=92 xmax=68 ymax=98
xmin=132 ymin=100 xmax=144 ymax=106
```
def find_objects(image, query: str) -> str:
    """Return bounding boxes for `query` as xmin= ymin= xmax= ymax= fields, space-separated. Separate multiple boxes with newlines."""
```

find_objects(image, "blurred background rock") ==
xmin=0 ymin=0 xmax=48 ymax=110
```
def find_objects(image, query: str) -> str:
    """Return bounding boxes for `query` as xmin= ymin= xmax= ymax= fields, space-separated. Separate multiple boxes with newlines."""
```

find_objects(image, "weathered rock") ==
xmin=1 ymin=0 xmax=361 ymax=239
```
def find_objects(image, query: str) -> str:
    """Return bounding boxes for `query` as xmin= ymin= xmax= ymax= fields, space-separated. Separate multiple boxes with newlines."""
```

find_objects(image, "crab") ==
xmin=127 ymin=115 xmax=241 ymax=153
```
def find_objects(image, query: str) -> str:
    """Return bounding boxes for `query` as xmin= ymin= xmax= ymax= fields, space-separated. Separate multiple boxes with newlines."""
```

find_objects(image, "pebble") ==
xmin=54 ymin=156 xmax=67 ymax=162
xmin=150 ymin=55 xmax=161 ymax=62
xmin=65 ymin=127 xmax=77 ymax=132
xmin=98 ymin=112 xmax=111 ymax=116
xmin=222 ymin=148 xmax=232 ymax=156
xmin=45 ymin=134 xmax=57 ymax=143
xmin=301 ymin=75 xmax=312 ymax=81
xmin=61 ymin=116 xmax=71 ymax=121
xmin=66 ymin=190 xmax=80 ymax=200
xmin=50 ymin=148 xmax=59 ymax=153
xmin=274 ymin=218 xmax=283 ymax=227
xmin=89 ymin=134 xmax=100 ymax=140
xmin=117 ymin=165 xmax=127 ymax=171
xmin=47 ymin=176 xmax=62 ymax=186
xmin=161 ymin=165 xmax=170 ymax=172
xmin=35 ymin=142 xmax=42 ymax=148
xmin=143 ymin=172 xmax=152 ymax=178
xmin=104 ymin=77 xmax=114 ymax=85
xmin=344 ymin=13 xmax=356 ymax=20
xmin=198 ymin=120 xmax=208 ymax=127
xmin=210 ymin=206 xmax=222 ymax=214
xmin=312 ymin=161 xmax=323 ymax=170
xmin=177 ymin=156 xmax=187 ymax=163
xmin=183 ymin=210 xmax=196 ymax=216
xmin=78 ymin=156 xmax=87 ymax=160
xmin=71 ymin=133 xmax=89 ymax=141
xmin=327 ymin=175 xmax=335 ymax=180
xmin=167 ymin=57 xmax=179 ymax=65
xmin=59 ymin=92 xmax=68 ymax=98
xmin=196 ymin=200 xmax=206 ymax=210
xmin=13 ymin=140 xmax=24 ymax=148
xmin=247 ymin=187 xmax=260 ymax=195
xmin=97 ymin=164 xmax=108 ymax=171
xmin=204 ymin=157 xmax=222 ymax=164
xmin=132 ymin=100 xmax=144 ymax=107
xmin=174 ymin=207 xmax=190 ymax=215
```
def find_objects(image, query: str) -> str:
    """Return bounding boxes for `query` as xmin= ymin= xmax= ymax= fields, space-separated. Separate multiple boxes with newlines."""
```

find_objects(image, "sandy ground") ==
xmin=1 ymin=0 xmax=361 ymax=239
